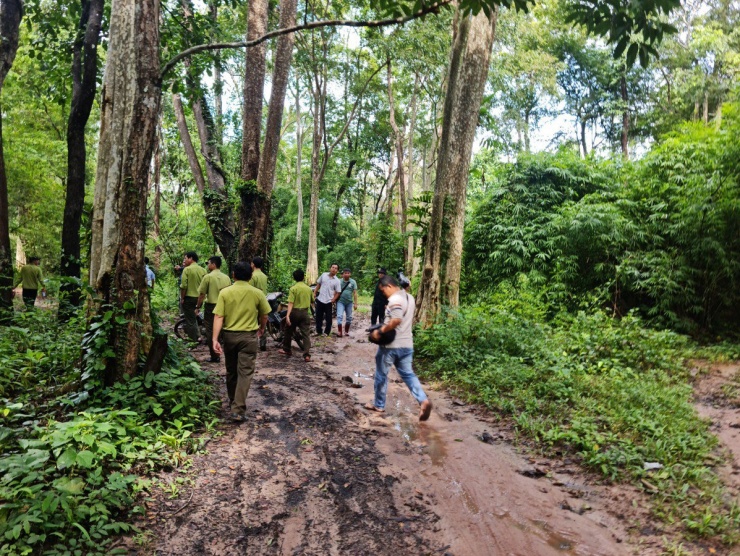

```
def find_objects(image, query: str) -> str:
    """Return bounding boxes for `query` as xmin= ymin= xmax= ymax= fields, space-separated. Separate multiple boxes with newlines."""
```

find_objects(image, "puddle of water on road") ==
xmin=389 ymin=410 xmax=448 ymax=467
xmin=531 ymin=519 xmax=577 ymax=554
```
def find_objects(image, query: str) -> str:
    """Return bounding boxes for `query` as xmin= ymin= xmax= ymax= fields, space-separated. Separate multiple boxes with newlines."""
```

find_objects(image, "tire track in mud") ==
xmin=135 ymin=353 xmax=446 ymax=556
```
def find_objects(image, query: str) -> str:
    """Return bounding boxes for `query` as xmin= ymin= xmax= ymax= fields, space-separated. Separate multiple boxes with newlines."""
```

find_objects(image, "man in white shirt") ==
xmin=367 ymin=275 xmax=432 ymax=421
xmin=313 ymin=263 xmax=341 ymax=336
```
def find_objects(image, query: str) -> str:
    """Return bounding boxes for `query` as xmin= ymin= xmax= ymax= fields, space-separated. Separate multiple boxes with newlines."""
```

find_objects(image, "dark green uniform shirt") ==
xmin=181 ymin=264 xmax=206 ymax=297
xmin=214 ymin=281 xmax=270 ymax=331
xmin=249 ymin=268 xmax=268 ymax=294
xmin=198 ymin=269 xmax=231 ymax=304
xmin=19 ymin=265 xmax=43 ymax=290
xmin=288 ymin=281 xmax=313 ymax=309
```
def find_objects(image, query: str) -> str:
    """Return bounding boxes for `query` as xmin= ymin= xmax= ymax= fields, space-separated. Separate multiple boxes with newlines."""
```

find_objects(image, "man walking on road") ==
xmin=313 ymin=263 xmax=341 ymax=336
xmin=180 ymin=252 xmax=207 ymax=344
xmin=196 ymin=256 xmax=231 ymax=363
xmin=17 ymin=257 xmax=45 ymax=309
xmin=278 ymin=268 xmax=312 ymax=362
xmin=336 ymin=268 xmax=358 ymax=337
xmin=212 ymin=262 xmax=270 ymax=422
xmin=371 ymin=268 xmax=389 ymax=325
xmin=366 ymin=274 xmax=432 ymax=422
xmin=249 ymin=256 xmax=269 ymax=351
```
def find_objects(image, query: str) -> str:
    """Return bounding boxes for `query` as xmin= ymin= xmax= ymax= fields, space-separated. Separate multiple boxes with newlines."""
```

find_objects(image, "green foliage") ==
xmin=465 ymin=106 xmax=740 ymax=334
xmin=416 ymin=286 xmax=740 ymax=542
xmin=0 ymin=309 xmax=216 ymax=555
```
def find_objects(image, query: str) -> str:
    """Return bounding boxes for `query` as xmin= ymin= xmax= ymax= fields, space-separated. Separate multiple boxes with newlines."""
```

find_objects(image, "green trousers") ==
xmin=223 ymin=330 xmax=258 ymax=414
xmin=182 ymin=296 xmax=199 ymax=342
xmin=283 ymin=308 xmax=311 ymax=357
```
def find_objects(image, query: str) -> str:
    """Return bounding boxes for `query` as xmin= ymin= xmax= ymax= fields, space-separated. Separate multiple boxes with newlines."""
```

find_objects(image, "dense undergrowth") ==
xmin=416 ymin=282 xmax=740 ymax=545
xmin=0 ymin=309 xmax=217 ymax=555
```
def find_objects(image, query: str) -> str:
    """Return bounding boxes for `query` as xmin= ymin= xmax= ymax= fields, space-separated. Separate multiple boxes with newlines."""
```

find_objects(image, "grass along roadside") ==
xmin=0 ymin=309 xmax=218 ymax=555
xmin=415 ymin=302 xmax=740 ymax=549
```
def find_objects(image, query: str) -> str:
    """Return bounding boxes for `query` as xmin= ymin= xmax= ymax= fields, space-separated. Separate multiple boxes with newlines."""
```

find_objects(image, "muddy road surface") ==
xmin=122 ymin=315 xmax=696 ymax=556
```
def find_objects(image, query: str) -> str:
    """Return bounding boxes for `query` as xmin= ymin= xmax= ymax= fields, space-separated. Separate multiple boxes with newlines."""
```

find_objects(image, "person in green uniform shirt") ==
xmin=213 ymin=262 xmax=271 ymax=422
xmin=180 ymin=251 xmax=207 ymax=344
xmin=196 ymin=256 xmax=231 ymax=363
xmin=249 ymin=256 xmax=269 ymax=351
xmin=278 ymin=269 xmax=313 ymax=362
xmin=17 ymin=257 xmax=45 ymax=309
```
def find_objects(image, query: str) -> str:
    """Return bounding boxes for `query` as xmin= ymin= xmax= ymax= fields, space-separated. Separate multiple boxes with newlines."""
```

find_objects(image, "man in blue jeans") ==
xmin=366 ymin=275 xmax=433 ymax=422
xmin=336 ymin=268 xmax=358 ymax=337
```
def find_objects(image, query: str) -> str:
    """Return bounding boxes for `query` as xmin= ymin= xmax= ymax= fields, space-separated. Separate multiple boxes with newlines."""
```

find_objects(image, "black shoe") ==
xmin=207 ymin=357 xmax=220 ymax=363
xmin=260 ymin=346 xmax=267 ymax=352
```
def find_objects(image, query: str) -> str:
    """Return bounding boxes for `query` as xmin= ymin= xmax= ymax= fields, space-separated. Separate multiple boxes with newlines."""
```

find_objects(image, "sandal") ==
xmin=364 ymin=403 xmax=384 ymax=413
xmin=303 ymin=355 xmax=311 ymax=362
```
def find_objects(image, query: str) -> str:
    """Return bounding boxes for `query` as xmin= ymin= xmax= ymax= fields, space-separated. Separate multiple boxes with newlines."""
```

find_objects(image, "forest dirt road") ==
xmin=121 ymin=314 xmax=737 ymax=556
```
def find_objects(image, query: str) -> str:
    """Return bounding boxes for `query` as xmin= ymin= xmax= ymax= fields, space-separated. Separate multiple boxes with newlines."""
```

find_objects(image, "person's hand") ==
xmin=354 ymin=304 xmax=358 ymax=310
xmin=286 ymin=316 xmax=291 ymax=327
xmin=257 ymin=327 xmax=265 ymax=338
xmin=370 ymin=329 xmax=381 ymax=341
xmin=213 ymin=340 xmax=223 ymax=355
xmin=194 ymin=308 xmax=200 ymax=315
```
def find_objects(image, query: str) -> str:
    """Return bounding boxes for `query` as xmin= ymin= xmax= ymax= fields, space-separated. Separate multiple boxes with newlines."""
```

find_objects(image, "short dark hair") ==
xmin=252 ymin=256 xmax=263 ymax=269
xmin=208 ymin=256 xmax=222 ymax=268
xmin=144 ymin=256 xmax=150 ymax=265
xmin=185 ymin=251 xmax=198 ymax=262
xmin=342 ymin=268 xmax=351 ymax=273
xmin=29 ymin=256 xmax=40 ymax=264
xmin=330 ymin=263 xmax=339 ymax=269
xmin=233 ymin=261 xmax=253 ymax=281
xmin=378 ymin=275 xmax=398 ymax=288
xmin=293 ymin=268 xmax=305 ymax=282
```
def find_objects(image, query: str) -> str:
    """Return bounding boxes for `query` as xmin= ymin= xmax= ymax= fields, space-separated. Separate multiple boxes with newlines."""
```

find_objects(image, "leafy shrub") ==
xmin=0 ymin=308 xmax=217 ymax=555
xmin=464 ymin=106 xmax=740 ymax=335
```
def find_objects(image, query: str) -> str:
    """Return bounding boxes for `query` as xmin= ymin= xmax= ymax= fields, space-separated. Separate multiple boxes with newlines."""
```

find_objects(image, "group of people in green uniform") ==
xmin=175 ymin=252 xmax=432 ymax=423
xmin=176 ymin=252 xmax=275 ymax=421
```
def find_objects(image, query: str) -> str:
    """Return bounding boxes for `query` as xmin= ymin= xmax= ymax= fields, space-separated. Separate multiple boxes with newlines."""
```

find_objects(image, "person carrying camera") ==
xmin=366 ymin=274 xmax=432 ymax=422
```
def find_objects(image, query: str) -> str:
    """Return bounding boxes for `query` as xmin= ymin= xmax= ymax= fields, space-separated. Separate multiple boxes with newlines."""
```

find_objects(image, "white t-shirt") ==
xmin=316 ymin=272 xmax=341 ymax=304
xmin=384 ymin=291 xmax=415 ymax=349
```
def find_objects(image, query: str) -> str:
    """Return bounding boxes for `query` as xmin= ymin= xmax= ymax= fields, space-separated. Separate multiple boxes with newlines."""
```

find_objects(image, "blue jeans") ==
xmin=373 ymin=347 xmax=427 ymax=410
xmin=336 ymin=301 xmax=353 ymax=325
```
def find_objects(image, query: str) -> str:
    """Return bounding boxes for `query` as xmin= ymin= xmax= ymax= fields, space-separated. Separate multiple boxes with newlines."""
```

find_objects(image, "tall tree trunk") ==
xmin=89 ymin=0 xmax=160 ymax=382
xmin=0 ymin=0 xmax=23 ymax=315
xmin=387 ymin=59 xmax=408 ymax=260
xmin=241 ymin=0 xmax=298 ymax=261
xmin=416 ymin=8 xmax=497 ymax=325
xmin=152 ymin=124 xmax=162 ymax=267
xmin=306 ymin=88 xmax=322 ymax=284
xmin=579 ymin=119 xmax=588 ymax=158
xmin=295 ymin=85 xmax=304 ymax=244
xmin=210 ymin=0 xmax=222 ymax=145
xmin=172 ymin=93 xmax=207 ymax=193
xmin=59 ymin=0 xmax=104 ymax=314
xmin=406 ymin=73 xmax=418 ymax=273
xmin=190 ymin=90 xmax=237 ymax=265
xmin=620 ymin=74 xmax=629 ymax=159
xmin=237 ymin=0 xmax=268 ymax=262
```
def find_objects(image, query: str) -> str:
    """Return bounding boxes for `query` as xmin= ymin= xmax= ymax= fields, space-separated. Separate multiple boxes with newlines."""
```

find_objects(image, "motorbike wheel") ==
xmin=267 ymin=321 xmax=282 ymax=342
xmin=174 ymin=318 xmax=187 ymax=340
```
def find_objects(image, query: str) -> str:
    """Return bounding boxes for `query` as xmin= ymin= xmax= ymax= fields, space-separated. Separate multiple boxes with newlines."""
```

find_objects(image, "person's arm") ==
xmin=257 ymin=314 xmax=268 ymax=337
xmin=180 ymin=268 xmax=188 ymax=303
xmin=212 ymin=315 xmax=224 ymax=355
xmin=330 ymin=280 xmax=341 ymax=303
xmin=39 ymin=269 xmax=46 ymax=294
xmin=195 ymin=293 xmax=206 ymax=314
xmin=313 ymin=279 xmax=321 ymax=299
xmin=353 ymin=283 xmax=358 ymax=309
xmin=370 ymin=317 xmax=402 ymax=340
xmin=285 ymin=301 xmax=294 ymax=326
